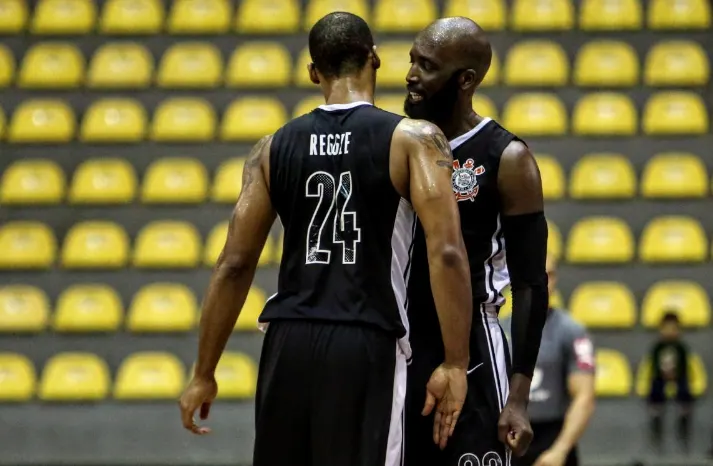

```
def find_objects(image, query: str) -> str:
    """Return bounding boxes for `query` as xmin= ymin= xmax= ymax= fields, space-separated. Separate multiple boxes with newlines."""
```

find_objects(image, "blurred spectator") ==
xmin=646 ymin=312 xmax=693 ymax=454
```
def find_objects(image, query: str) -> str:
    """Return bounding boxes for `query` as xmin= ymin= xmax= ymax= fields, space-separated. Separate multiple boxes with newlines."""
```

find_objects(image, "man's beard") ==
xmin=404 ymin=73 xmax=460 ymax=123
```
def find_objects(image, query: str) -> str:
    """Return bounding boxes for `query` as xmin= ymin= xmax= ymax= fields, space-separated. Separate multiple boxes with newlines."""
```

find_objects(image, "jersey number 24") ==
xmin=305 ymin=171 xmax=361 ymax=265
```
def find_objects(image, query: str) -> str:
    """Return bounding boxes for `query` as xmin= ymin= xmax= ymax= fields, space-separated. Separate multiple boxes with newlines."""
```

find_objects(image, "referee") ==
xmin=502 ymin=254 xmax=596 ymax=466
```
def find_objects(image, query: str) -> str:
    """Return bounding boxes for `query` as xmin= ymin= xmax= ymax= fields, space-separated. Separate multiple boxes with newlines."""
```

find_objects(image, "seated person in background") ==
xmin=647 ymin=311 xmax=693 ymax=454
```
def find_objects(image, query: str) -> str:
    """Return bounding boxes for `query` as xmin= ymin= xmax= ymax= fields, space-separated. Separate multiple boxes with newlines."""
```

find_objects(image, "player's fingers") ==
xmin=432 ymin=410 xmax=442 ymax=446
xmin=179 ymin=400 xmax=196 ymax=431
xmin=448 ymin=409 xmax=461 ymax=437
xmin=200 ymin=401 xmax=211 ymax=420
xmin=422 ymin=391 xmax=436 ymax=416
xmin=439 ymin=411 xmax=452 ymax=450
xmin=497 ymin=419 xmax=510 ymax=443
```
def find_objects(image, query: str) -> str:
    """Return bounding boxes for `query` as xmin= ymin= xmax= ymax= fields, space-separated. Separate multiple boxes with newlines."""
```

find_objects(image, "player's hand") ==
xmin=179 ymin=375 xmax=218 ymax=435
xmin=497 ymin=394 xmax=533 ymax=457
xmin=422 ymin=363 xmax=468 ymax=450
xmin=533 ymin=447 xmax=568 ymax=466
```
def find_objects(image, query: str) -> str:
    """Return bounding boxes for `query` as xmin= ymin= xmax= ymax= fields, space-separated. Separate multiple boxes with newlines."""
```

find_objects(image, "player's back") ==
xmin=260 ymin=101 xmax=412 ymax=337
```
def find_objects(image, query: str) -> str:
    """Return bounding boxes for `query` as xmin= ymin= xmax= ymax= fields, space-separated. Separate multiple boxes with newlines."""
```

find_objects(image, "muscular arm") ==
xmin=498 ymin=141 xmax=549 ymax=402
xmin=194 ymin=135 xmax=276 ymax=379
xmin=395 ymin=119 xmax=472 ymax=368
xmin=549 ymin=372 xmax=596 ymax=455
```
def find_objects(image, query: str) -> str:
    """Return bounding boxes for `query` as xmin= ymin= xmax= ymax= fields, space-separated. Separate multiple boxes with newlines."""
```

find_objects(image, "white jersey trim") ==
xmin=449 ymin=117 xmax=492 ymax=150
xmin=484 ymin=214 xmax=510 ymax=307
xmin=384 ymin=343 xmax=408 ymax=466
xmin=390 ymin=198 xmax=416 ymax=361
xmin=318 ymin=101 xmax=373 ymax=112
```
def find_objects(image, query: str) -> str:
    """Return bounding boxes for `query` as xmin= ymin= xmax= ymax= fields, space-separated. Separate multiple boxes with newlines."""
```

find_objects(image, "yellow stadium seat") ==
xmin=547 ymin=220 xmax=562 ymax=261
xmin=228 ymin=42 xmax=291 ymax=88
xmin=39 ymin=352 xmax=110 ymax=401
xmin=579 ymin=0 xmax=642 ymax=30
xmin=212 ymin=158 xmax=245 ymax=203
xmin=374 ymin=0 xmax=435 ymax=32
xmin=574 ymin=41 xmax=639 ymax=87
xmin=61 ymin=221 xmax=129 ymax=269
xmin=444 ymin=0 xmax=506 ymax=30
xmin=648 ymin=0 xmax=710 ymax=30
xmin=80 ymin=99 xmax=147 ymax=143
xmin=150 ymin=98 xmax=216 ymax=142
xmin=502 ymin=93 xmax=567 ymax=136
xmin=595 ymin=349 xmax=632 ymax=397
xmin=133 ymin=221 xmax=201 ymax=268
xmin=69 ymin=158 xmax=137 ymax=204
xmin=127 ymin=283 xmax=197 ymax=332
xmin=167 ymin=0 xmax=230 ymax=34
xmin=142 ymin=158 xmax=207 ymax=204
xmin=87 ymin=43 xmax=153 ymax=89
xmin=221 ymin=97 xmax=287 ymax=141
xmin=32 ymin=0 xmax=96 ymax=34
xmin=636 ymin=353 xmax=707 ymax=397
xmin=375 ymin=95 xmax=405 ymax=116
xmin=53 ymin=285 xmax=122 ymax=332
xmin=294 ymin=47 xmax=315 ymax=88
xmin=639 ymin=216 xmax=707 ymax=263
xmin=157 ymin=43 xmax=222 ymax=88
xmin=293 ymin=95 xmax=324 ymax=119
xmin=0 ymin=0 xmax=28 ymax=33
xmin=0 ymin=286 xmax=48 ymax=332
xmin=100 ymin=0 xmax=163 ymax=34
xmin=114 ymin=352 xmax=185 ymax=399
xmin=18 ymin=43 xmax=84 ymax=89
xmin=0 ymin=45 xmax=15 ymax=87
xmin=0 ymin=222 xmax=55 ymax=269
xmin=641 ymin=153 xmax=708 ymax=199
xmin=643 ymin=92 xmax=708 ymax=135
xmin=304 ymin=0 xmax=370 ymax=30
xmin=235 ymin=0 xmax=299 ymax=33
xmin=642 ymin=281 xmax=710 ymax=329
xmin=511 ymin=0 xmax=573 ymax=31
xmin=481 ymin=51 xmax=499 ymax=87
xmin=205 ymin=222 xmax=274 ymax=267
xmin=504 ymin=41 xmax=568 ymax=87
xmin=0 ymin=159 xmax=65 ymax=205
xmin=573 ymin=93 xmax=637 ymax=136
xmin=534 ymin=155 xmax=565 ymax=200
xmin=472 ymin=95 xmax=497 ymax=119
xmin=235 ymin=287 xmax=267 ymax=331
xmin=569 ymin=282 xmax=636 ymax=328
xmin=645 ymin=41 xmax=710 ymax=87
xmin=8 ymin=99 xmax=75 ymax=143
xmin=569 ymin=153 xmax=636 ymax=199
xmin=376 ymin=41 xmax=411 ymax=88
xmin=210 ymin=352 xmax=257 ymax=399
xmin=0 ymin=353 xmax=35 ymax=401
xmin=566 ymin=217 xmax=634 ymax=264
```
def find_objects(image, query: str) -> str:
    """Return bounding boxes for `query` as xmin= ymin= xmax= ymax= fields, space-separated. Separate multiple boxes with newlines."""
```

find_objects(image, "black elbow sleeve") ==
xmin=502 ymin=212 xmax=549 ymax=379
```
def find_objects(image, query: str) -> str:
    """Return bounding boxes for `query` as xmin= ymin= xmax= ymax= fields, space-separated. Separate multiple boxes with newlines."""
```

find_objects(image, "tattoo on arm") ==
xmin=241 ymin=135 xmax=273 ymax=190
xmin=401 ymin=120 xmax=453 ymax=170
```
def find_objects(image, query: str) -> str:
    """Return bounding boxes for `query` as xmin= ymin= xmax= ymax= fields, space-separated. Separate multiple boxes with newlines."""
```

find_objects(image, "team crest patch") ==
xmin=451 ymin=158 xmax=485 ymax=202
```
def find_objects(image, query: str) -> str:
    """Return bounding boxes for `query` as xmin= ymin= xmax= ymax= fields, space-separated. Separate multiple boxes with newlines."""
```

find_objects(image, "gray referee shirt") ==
xmin=501 ymin=308 xmax=596 ymax=422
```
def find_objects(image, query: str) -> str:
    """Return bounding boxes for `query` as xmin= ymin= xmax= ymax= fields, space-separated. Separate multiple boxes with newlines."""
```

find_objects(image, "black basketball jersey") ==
xmin=259 ymin=101 xmax=415 ymax=340
xmin=408 ymin=118 xmax=523 ymax=347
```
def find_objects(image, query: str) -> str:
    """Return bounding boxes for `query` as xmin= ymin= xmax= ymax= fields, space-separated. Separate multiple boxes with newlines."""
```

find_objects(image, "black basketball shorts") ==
xmin=511 ymin=419 xmax=579 ymax=466
xmin=253 ymin=320 xmax=408 ymax=466
xmin=405 ymin=310 xmax=512 ymax=466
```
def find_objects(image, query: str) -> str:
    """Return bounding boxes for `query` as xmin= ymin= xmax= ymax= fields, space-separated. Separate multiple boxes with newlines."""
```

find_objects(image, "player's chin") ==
xmin=403 ymin=99 xmax=429 ymax=120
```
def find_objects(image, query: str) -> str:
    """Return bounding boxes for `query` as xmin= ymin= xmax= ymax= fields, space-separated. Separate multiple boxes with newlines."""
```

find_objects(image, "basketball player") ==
xmin=178 ymin=12 xmax=474 ymax=466
xmin=404 ymin=17 xmax=549 ymax=465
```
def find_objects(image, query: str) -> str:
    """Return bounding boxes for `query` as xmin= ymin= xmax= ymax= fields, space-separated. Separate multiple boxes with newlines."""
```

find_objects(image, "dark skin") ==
xmin=178 ymin=45 xmax=474 ymax=449
xmin=406 ymin=17 xmax=545 ymax=457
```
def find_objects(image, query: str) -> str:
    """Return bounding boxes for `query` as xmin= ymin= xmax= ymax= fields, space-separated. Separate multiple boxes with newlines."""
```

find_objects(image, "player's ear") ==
xmin=460 ymin=69 xmax=478 ymax=91
xmin=371 ymin=45 xmax=381 ymax=70
xmin=308 ymin=63 xmax=320 ymax=85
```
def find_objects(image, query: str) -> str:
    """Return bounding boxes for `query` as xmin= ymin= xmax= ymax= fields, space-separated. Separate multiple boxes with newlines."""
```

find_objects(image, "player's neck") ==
xmin=322 ymin=77 xmax=374 ymax=106
xmin=436 ymin=108 xmax=483 ymax=141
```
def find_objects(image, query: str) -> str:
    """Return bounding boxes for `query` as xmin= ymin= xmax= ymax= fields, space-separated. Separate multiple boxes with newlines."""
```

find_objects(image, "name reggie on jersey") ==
xmin=310 ymin=132 xmax=352 ymax=156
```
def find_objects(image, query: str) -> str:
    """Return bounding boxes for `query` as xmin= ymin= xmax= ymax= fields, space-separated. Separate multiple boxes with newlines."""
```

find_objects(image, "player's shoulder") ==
xmin=394 ymin=118 xmax=449 ymax=151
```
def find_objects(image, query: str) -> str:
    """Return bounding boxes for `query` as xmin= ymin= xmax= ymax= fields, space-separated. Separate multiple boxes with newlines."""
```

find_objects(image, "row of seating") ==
xmin=0 ymin=220 xmax=282 ymax=269
xmin=1 ymin=279 xmax=709 ymax=333
xmin=0 ymin=0 xmax=709 ymax=34
xmin=0 ymin=348 xmax=706 ymax=401
xmin=0 ymin=351 xmax=257 ymax=401
xmin=0 ymin=283 xmax=266 ymax=332
xmin=1 ymin=39 xmax=709 ymax=89
xmin=1 ymin=215 xmax=713 ymax=268
xmin=3 ymin=153 xmax=711 ymax=206
xmin=0 ymin=92 xmax=708 ymax=143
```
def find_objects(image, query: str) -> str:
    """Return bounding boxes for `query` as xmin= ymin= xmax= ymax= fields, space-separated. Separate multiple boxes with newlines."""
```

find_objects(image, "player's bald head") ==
xmin=416 ymin=17 xmax=492 ymax=86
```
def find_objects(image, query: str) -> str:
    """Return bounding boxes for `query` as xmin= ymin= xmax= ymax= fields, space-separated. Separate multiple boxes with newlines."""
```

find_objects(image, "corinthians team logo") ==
xmin=452 ymin=158 xmax=485 ymax=202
